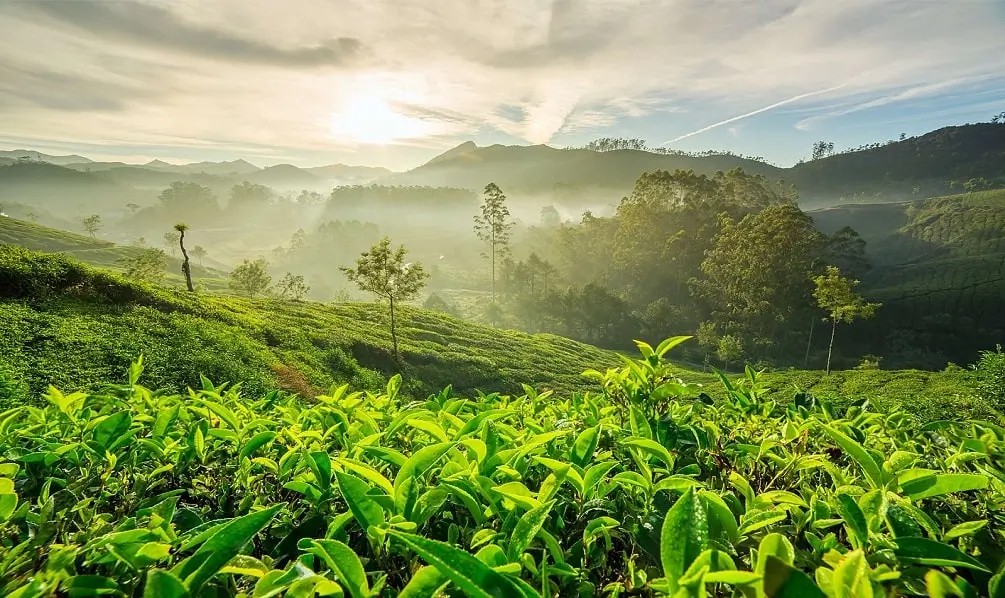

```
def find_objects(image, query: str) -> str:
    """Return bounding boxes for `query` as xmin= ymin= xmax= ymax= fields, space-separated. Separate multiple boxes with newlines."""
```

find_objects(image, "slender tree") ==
xmin=163 ymin=231 xmax=180 ymax=256
xmin=174 ymin=223 xmax=195 ymax=292
xmin=229 ymin=258 xmax=272 ymax=298
xmin=813 ymin=266 xmax=881 ymax=374
xmin=191 ymin=245 xmax=207 ymax=266
xmin=473 ymin=183 xmax=514 ymax=301
xmin=340 ymin=237 xmax=428 ymax=363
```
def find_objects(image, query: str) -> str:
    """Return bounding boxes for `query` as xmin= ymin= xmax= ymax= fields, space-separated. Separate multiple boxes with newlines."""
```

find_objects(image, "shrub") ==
xmin=974 ymin=344 xmax=1005 ymax=410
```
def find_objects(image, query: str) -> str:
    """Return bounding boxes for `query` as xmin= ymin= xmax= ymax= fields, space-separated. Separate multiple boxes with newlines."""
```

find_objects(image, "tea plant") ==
xmin=1 ymin=338 xmax=1003 ymax=597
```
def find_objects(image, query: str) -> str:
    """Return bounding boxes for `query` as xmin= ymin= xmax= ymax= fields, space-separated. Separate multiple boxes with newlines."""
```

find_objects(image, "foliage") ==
xmin=276 ymin=272 xmax=311 ymax=301
xmin=341 ymin=237 xmax=428 ymax=361
xmin=812 ymin=140 xmax=835 ymax=161
xmin=973 ymin=345 xmax=1005 ymax=411
xmin=158 ymin=182 xmax=219 ymax=219
xmin=2 ymin=342 xmax=1004 ymax=597
xmin=119 ymin=247 xmax=168 ymax=283
xmin=229 ymin=258 xmax=272 ymax=298
xmin=163 ymin=231 xmax=180 ymax=256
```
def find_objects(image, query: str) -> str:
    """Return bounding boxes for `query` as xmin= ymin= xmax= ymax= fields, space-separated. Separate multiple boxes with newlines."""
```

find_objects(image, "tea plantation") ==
xmin=2 ymin=247 xmax=1005 ymax=597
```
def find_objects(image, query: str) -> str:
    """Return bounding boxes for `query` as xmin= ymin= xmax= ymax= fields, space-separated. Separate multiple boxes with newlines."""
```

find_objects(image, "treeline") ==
xmin=456 ymin=169 xmax=877 ymax=370
xmin=574 ymin=137 xmax=767 ymax=162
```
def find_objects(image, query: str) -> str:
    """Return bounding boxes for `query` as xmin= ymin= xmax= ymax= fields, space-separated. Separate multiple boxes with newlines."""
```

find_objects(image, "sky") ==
xmin=0 ymin=0 xmax=1003 ymax=171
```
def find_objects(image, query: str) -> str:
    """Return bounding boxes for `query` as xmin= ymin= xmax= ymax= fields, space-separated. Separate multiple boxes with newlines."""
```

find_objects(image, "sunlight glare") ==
xmin=329 ymin=94 xmax=432 ymax=145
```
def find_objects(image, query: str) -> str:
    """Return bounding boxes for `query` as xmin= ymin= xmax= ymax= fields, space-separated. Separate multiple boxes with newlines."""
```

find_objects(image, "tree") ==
xmin=82 ymin=215 xmax=102 ymax=238
xmin=174 ymin=223 xmax=195 ymax=292
xmin=276 ymin=273 xmax=310 ymax=301
xmin=811 ymin=141 xmax=835 ymax=160
xmin=230 ymin=181 xmax=273 ymax=209
xmin=812 ymin=266 xmax=881 ymax=374
xmin=340 ymin=237 xmax=428 ymax=362
xmin=825 ymin=226 xmax=870 ymax=280
xmin=191 ymin=245 xmax=207 ymax=266
xmin=696 ymin=321 xmax=718 ymax=370
xmin=25 ymin=211 xmax=38 ymax=222
xmin=540 ymin=205 xmax=562 ymax=228
xmin=229 ymin=258 xmax=272 ymax=298
xmin=158 ymin=182 xmax=218 ymax=217
xmin=119 ymin=248 xmax=167 ymax=283
xmin=716 ymin=335 xmax=744 ymax=372
xmin=473 ymin=183 xmax=514 ymax=300
xmin=289 ymin=228 xmax=306 ymax=252
xmin=163 ymin=231 xmax=180 ymax=256
xmin=992 ymin=112 xmax=1005 ymax=124
xmin=125 ymin=203 xmax=141 ymax=214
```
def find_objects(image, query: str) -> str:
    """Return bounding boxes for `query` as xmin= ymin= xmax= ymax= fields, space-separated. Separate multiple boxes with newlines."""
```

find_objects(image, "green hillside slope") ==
xmin=0 ymin=216 xmax=228 ymax=289
xmin=811 ymin=189 xmax=1005 ymax=366
xmin=0 ymin=248 xmax=990 ymax=421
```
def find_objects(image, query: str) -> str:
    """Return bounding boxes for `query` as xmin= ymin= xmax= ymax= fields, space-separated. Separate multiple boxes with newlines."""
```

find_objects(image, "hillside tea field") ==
xmin=2 ymin=341 xmax=1004 ymax=597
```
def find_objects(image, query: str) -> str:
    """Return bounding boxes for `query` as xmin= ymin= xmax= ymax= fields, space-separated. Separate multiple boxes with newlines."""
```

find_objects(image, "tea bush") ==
xmin=1 ymin=339 xmax=1004 ymax=597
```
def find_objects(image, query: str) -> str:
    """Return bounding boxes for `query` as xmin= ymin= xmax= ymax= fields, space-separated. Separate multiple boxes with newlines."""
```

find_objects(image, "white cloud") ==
xmin=0 ymin=0 xmax=1003 ymax=167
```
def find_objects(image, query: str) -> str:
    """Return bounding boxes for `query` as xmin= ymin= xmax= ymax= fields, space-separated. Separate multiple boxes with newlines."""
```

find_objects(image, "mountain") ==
xmin=0 ymin=149 xmax=92 ymax=166
xmin=0 ymin=161 xmax=148 ymax=210
xmin=246 ymin=163 xmax=321 ymax=188
xmin=391 ymin=142 xmax=782 ymax=195
xmin=305 ymin=163 xmax=393 ymax=181
xmin=789 ymin=123 xmax=1005 ymax=207
xmin=179 ymin=158 xmax=260 ymax=176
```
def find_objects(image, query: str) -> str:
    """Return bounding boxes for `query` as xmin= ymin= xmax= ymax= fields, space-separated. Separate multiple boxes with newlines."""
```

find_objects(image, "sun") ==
xmin=329 ymin=94 xmax=431 ymax=145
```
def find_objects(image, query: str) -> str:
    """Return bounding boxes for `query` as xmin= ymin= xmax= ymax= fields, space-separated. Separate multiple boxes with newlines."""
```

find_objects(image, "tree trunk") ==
xmin=178 ymin=229 xmax=195 ymax=292
xmin=826 ymin=318 xmax=837 ymax=375
xmin=389 ymin=295 xmax=399 ymax=363
xmin=804 ymin=315 xmax=815 ymax=367
xmin=490 ymin=233 xmax=496 ymax=302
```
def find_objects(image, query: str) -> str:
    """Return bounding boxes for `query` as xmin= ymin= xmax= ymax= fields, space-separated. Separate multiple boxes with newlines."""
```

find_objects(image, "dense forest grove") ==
xmin=2 ymin=115 xmax=1005 ymax=597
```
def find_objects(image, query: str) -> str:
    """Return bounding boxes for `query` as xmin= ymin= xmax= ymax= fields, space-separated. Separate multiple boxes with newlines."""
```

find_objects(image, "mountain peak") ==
xmin=423 ymin=141 xmax=478 ymax=167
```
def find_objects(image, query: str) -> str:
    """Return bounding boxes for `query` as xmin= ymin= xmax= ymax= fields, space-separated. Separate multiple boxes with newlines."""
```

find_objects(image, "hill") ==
xmin=0 ymin=149 xmax=91 ymax=165
xmin=789 ymin=123 xmax=1005 ymax=207
xmin=0 ymin=216 xmax=228 ymax=289
xmin=0 ymin=247 xmax=989 ymax=422
xmin=0 ymin=161 xmax=148 ymax=211
xmin=247 ymin=163 xmax=322 ymax=188
xmin=811 ymin=189 xmax=1005 ymax=366
xmin=390 ymin=142 xmax=783 ymax=195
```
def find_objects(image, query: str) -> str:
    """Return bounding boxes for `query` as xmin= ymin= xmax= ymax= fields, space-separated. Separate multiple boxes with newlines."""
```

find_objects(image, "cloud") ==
xmin=20 ymin=1 xmax=361 ymax=67
xmin=0 ymin=0 xmax=1003 ymax=168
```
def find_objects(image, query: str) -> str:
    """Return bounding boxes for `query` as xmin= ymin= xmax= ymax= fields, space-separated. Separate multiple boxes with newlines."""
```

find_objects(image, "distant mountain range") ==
xmin=2 ymin=122 xmax=1002 ymax=209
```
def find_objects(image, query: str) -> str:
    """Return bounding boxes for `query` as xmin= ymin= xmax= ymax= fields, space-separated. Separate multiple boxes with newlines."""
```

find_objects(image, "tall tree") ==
xmin=812 ymin=266 xmax=881 ymax=374
xmin=473 ymin=183 xmax=513 ymax=300
xmin=340 ymin=237 xmax=428 ymax=362
xmin=174 ymin=223 xmax=195 ymax=292
xmin=82 ymin=215 xmax=102 ymax=238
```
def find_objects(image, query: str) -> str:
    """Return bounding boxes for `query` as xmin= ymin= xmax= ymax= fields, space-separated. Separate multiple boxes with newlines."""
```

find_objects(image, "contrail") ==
xmin=659 ymin=85 xmax=845 ymax=145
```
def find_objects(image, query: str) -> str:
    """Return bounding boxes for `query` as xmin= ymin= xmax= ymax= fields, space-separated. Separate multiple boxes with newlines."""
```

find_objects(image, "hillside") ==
xmin=811 ymin=189 xmax=1005 ymax=366
xmin=389 ymin=142 xmax=783 ymax=195
xmin=0 ymin=161 xmax=149 ymax=210
xmin=0 ymin=216 xmax=229 ymax=288
xmin=790 ymin=123 xmax=1005 ymax=206
xmin=0 ymin=248 xmax=990 ymax=422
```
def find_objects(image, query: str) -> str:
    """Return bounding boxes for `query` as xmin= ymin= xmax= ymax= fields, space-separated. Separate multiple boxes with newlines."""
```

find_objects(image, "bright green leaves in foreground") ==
xmin=1 ymin=342 xmax=1003 ymax=597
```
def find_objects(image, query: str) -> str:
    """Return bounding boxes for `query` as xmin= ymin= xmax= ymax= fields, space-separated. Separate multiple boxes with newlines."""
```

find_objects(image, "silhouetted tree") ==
xmin=473 ymin=183 xmax=513 ymax=300
xmin=174 ymin=223 xmax=194 ymax=292
xmin=82 ymin=215 xmax=102 ymax=238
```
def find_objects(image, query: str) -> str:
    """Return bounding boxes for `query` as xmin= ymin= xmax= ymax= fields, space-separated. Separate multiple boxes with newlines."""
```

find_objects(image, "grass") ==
xmin=0 ymin=247 xmax=995 ymax=422
xmin=0 ymin=215 xmax=229 ymax=290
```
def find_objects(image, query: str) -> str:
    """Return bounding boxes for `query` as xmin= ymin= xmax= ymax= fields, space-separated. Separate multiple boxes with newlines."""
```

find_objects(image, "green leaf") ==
xmin=507 ymin=500 xmax=555 ymax=562
xmin=700 ymin=490 xmax=739 ymax=544
xmin=389 ymin=530 xmax=527 ymax=598
xmin=143 ymin=570 xmax=190 ymax=598
xmin=394 ymin=442 xmax=454 ymax=518
xmin=893 ymin=537 xmax=990 ymax=572
xmin=831 ymin=550 xmax=871 ymax=598
xmin=335 ymin=471 xmax=385 ymax=532
xmin=0 ymin=492 xmax=17 ymax=522
xmin=571 ymin=425 xmax=600 ymax=467
xmin=762 ymin=555 xmax=826 ymax=598
xmin=240 ymin=432 xmax=277 ymax=461
xmin=171 ymin=504 xmax=282 ymax=593
xmin=945 ymin=520 xmax=988 ymax=541
xmin=94 ymin=412 xmax=132 ymax=449
xmin=398 ymin=565 xmax=447 ymax=598
xmin=660 ymin=487 xmax=709 ymax=594
xmin=926 ymin=570 xmax=964 ymax=598
xmin=309 ymin=451 xmax=333 ymax=493
xmin=901 ymin=473 xmax=988 ymax=500
xmin=821 ymin=425 xmax=884 ymax=488
xmin=656 ymin=336 xmax=693 ymax=358
xmin=297 ymin=539 xmax=369 ymax=598
xmin=835 ymin=494 xmax=868 ymax=549
xmin=623 ymin=437 xmax=674 ymax=470
xmin=756 ymin=533 xmax=794 ymax=582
